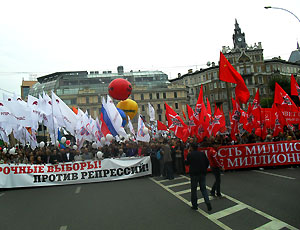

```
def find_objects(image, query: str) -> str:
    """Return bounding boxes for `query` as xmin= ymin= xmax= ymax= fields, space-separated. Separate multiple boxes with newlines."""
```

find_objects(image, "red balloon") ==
xmin=66 ymin=140 xmax=71 ymax=146
xmin=108 ymin=78 xmax=132 ymax=100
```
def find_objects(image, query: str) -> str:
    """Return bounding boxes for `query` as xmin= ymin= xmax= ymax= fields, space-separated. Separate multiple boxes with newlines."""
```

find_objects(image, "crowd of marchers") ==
xmin=0 ymin=126 xmax=300 ymax=175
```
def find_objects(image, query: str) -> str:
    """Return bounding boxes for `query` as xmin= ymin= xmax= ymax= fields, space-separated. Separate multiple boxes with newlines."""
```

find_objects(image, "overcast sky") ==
xmin=0 ymin=0 xmax=299 ymax=96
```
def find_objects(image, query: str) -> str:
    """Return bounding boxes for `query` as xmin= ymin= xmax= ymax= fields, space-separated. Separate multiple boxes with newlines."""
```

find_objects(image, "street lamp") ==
xmin=264 ymin=6 xmax=300 ymax=24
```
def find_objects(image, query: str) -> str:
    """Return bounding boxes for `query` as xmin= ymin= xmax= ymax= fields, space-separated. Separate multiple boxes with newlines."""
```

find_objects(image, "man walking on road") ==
xmin=185 ymin=143 xmax=212 ymax=211
xmin=207 ymin=142 xmax=224 ymax=198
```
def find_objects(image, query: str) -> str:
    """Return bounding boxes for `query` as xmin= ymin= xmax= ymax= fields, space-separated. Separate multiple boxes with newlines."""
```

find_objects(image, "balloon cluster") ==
xmin=108 ymin=78 xmax=138 ymax=123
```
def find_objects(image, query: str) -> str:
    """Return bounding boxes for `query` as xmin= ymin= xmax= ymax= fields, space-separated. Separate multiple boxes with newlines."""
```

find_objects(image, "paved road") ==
xmin=0 ymin=167 xmax=299 ymax=230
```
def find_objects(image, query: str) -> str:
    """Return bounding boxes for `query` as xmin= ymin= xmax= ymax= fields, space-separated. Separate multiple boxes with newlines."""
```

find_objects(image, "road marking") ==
xmin=151 ymin=175 xmax=298 ymax=230
xmin=157 ymin=176 xmax=184 ymax=183
xmin=59 ymin=226 xmax=67 ymax=230
xmin=209 ymin=204 xmax=246 ymax=219
xmin=0 ymin=193 xmax=4 ymax=197
xmin=166 ymin=181 xmax=190 ymax=188
xmin=254 ymin=220 xmax=289 ymax=230
xmin=253 ymin=170 xmax=296 ymax=180
xmin=75 ymin=186 xmax=81 ymax=194
xmin=150 ymin=177 xmax=232 ymax=230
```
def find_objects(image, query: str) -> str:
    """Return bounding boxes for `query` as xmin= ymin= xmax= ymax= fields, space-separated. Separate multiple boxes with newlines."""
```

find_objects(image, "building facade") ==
xmin=29 ymin=67 xmax=188 ymax=125
xmin=170 ymin=19 xmax=300 ymax=123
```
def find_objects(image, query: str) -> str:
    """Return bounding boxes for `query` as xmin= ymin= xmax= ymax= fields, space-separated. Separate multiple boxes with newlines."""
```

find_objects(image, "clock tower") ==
xmin=233 ymin=19 xmax=247 ymax=49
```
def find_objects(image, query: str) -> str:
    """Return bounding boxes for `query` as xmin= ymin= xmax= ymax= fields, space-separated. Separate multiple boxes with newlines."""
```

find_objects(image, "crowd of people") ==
xmin=0 ymin=126 xmax=299 ymax=173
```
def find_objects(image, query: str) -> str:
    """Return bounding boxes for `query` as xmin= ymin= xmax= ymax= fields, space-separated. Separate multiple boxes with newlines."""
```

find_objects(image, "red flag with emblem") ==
xmin=186 ymin=104 xmax=197 ymax=137
xmin=165 ymin=103 xmax=188 ymax=142
xmin=271 ymin=104 xmax=286 ymax=137
xmin=291 ymin=74 xmax=300 ymax=100
xmin=274 ymin=83 xmax=298 ymax=112
xmin=209 ymin=108 xmax=226 ymax=136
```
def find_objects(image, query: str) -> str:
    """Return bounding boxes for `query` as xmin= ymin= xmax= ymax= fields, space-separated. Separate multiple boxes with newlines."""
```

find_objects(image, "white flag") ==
xmin=104 ymin=95 xmax=127 ymax=137
xmin=127 ymin=116 xmax=136 ymax=137
xmin=148 ymin=103 xmax=155 ymax=121
xmin=136 ymin=115 xmax=150 ymax=142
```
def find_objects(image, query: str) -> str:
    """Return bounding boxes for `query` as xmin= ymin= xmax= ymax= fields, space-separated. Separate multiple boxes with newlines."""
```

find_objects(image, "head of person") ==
xmin=191 ymin=143 xmax=198 ymax=151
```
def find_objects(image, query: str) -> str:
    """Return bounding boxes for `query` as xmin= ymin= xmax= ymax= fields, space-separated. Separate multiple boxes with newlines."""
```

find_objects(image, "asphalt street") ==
xmin=0 ymin=167 xmax=299 ymax=230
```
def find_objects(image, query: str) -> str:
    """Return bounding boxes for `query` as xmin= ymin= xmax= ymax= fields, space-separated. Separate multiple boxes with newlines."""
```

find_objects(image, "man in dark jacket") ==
xmin=185 ymin=143 xmax=212 ymax=211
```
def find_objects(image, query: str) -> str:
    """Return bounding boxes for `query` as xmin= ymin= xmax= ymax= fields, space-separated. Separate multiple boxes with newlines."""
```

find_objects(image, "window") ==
xmin=164 ymin=104 xmax=166 ymax=109
xmin=175 ymin=103 xmax=178 ymax=109
xmin=257 ymin=66 xmax=262 ymax=73
xmin=71 ymin=98 xmax=77 ymax=104
xmin=210 ymin=94 xmax=214 ymax=101
xmin=246 ymin=66 xmax=251 ymax=74
xmin=258 ymin=76 xmax=263 ymax=84
xmin=215 ymin=93 xmax=218 ymax=100
xmin=163 ymin=93 xmax=166 ymax=99
xmin=214 ymin=82 xmax=217 ymax=89
xmin=240 ymin=67 xmax=245 ymax=74
xmin=174 ymin=92 xmax=177 ymax=98
xmin=149 ymin=93 xmax=152 ymax=100
xmin=221 ymin=82 xmax=226 ymax=88
xmin=209 ymin=83 xmax=213 ymax=90
xmin=157 ymin=104 xmax=161 ymax=109
xmin=156 ymin=93 xmax=160 ymax=99
xmin=159 ymin=114 xmax=162 ymax=121
xmin=213 ymin=72 xmax=217 ymax=80
xmin=86 ymin=97 xmax=89 ymax=104
xmin=223 ymin=91 xmax=227 ymax=99
xmin=142 ymin=105 xmax=145 ymax=111
xmin=266 ymin=65 xmax=271 ymax=72
xmin=141 ymin=94 xmax=144 ymax=100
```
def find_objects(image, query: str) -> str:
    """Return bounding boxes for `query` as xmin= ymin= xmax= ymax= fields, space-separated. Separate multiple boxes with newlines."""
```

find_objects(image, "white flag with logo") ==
xmin=136 ymin=115 xmax=150 ymax=142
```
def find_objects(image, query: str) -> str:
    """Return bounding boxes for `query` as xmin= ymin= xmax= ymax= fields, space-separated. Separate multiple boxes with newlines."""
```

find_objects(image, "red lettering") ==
xmin=73 ymin=163 xmax=80 ymax=171
xmin=10 ymin=166 xmax=17 ymax=174
xmin=80 ymin=162 xmax=87 ymax=170
xmin=66 ymin=164 xmax=72 ymax=171
xmin=87 ymin=162 xmax=94 ymax=170
xmin=18 ymin=166 xmax=26 ymax=174
xmin=47 ymin=165 xmax=54 ymax=173
xmin=0 ymin=167 xmax=2 ymax=173
xmin=27 ymin=166 xmax=34 ymax=173
xmin=54 ymin=164 xmax=61 ymax=172
xmin=3 ymin=167 xmax=10 ymax=175
xmin=38 ymin=166 xmax=44 ymax=173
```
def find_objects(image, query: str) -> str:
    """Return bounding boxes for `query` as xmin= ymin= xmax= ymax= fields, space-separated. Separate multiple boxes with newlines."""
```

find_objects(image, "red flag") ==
xmin=206 ymin=97 xmax=212 ymax=121
xmin=209 ymin=108 xmax=226 ymax=136
xmin=230 ymin=98 xmax=242 ymax=141
xmin=181 ymin=108 xmax=187 ymax=120
xmin=291 ymin=74 xmax=300 ymax=100
xmin=72 ymin=106 xmax=78 ymax=115
xmin=252 ymin=89 xmax=261 ymax=128
xmin=194 ymin=85 xmax=205 ymax=122
xmin=165 ymin=103 xmax=188 ymax=142
xmin=243 ymin=103 xmax=255 ymax=133
xmin=219 ymin=52 xmax=250 ymax=104
xmin=157 ymin=120 xmax=168 ymax=131
xmin=186 ymin=104 xmax=197 ymax=136
xmin=272 ymin=104 xmax=286 ymax=137
xmin=274 ymin=83 xmax=298 ymax=112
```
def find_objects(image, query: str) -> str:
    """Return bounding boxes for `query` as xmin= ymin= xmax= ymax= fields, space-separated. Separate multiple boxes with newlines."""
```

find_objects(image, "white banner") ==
xmin=0 ymin=157 xmax=152 ymax=188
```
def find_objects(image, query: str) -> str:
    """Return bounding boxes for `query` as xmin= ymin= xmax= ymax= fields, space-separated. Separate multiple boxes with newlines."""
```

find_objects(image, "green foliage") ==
xmin=268 ymin=76 xmax=290 ymax=93
xmin=260 ymin=98 xmax=273 ymax=108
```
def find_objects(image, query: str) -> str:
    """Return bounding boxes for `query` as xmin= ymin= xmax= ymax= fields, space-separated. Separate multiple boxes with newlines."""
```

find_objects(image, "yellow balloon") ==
xmin=117 ymin=99 xmax=138 ymax=120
